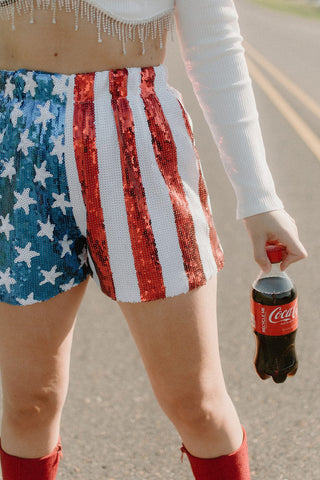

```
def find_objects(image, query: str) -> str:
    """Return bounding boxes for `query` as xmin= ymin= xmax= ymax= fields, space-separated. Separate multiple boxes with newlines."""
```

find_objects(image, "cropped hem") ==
xmin=0 ymin=275 xmax=90 ymax=307
xmin=116 ymin=268 xmax=220 ymax=305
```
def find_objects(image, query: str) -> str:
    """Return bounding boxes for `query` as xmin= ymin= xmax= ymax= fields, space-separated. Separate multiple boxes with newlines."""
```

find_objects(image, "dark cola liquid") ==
xmin=252 ymin=276 xmax=298 ymax=384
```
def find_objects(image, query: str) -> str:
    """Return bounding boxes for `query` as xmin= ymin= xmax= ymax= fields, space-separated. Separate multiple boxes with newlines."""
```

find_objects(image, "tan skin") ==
xmin=0 ymin=6 xmax=307 ymax=462
xmin=0 ymin=8 xmax=166 ymax=72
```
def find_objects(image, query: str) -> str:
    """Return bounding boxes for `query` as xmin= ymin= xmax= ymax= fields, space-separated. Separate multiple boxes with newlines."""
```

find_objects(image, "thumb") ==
xmin=252 ymin=238 xmax=271 ymax=272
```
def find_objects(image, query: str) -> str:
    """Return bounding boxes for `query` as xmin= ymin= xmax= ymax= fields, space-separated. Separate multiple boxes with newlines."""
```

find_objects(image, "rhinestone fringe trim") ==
xmin=0 ymin=0 xmax=175 ymax=52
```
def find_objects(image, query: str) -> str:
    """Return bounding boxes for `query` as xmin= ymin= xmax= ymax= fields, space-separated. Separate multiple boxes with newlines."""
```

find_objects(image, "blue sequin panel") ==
xmin=0 ymin=70 xmax=90 ymax=305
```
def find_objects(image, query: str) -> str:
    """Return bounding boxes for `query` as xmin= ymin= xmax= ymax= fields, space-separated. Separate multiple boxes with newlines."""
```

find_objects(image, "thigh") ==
xmin=0 ymin=279 xmax=89 ymax=399
xmin=119 ymin=276 xmax=225 ymax=404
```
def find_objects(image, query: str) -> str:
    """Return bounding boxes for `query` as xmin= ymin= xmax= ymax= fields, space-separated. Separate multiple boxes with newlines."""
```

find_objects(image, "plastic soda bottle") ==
xmin=251 ymin=244 xmax=298 ymax=383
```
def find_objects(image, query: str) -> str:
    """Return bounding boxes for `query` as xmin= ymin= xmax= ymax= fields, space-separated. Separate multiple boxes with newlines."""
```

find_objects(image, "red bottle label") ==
xmin=251 ymin=298 xmax=298 ymax=336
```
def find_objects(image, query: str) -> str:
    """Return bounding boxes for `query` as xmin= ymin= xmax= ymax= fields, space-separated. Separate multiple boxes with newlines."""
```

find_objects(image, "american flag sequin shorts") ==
xmin=0 ymin=65 xmax=224 ymax=306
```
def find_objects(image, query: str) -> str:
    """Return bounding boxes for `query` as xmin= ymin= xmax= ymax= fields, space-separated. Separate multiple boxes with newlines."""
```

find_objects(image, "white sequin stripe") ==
xmin=64 ymin=74 xmax=99 ymax=283
xmin=127 ymin=68 xmax=190 ymax=298
xmin=154 ymin=68 xmax=218 ymax=281
xmin=93 ymin=71 xmax=141 ymax=302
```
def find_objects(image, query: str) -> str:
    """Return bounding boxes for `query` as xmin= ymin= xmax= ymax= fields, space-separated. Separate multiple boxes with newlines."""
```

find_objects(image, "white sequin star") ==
xmin=17 ymin=129 xmax=35 ymax=156
xmin=60 ymin=278 xmax=75 ymax=292
xmin=0 ymin=157 xmax=16 ymax=181
xmin=78 ymin=247 xmax=88 ymax=269
xmin=14 ymin=188 xmax=37 ymax=215
xmin=4 ymin=78 xmax=15 ymax=100
xmin=37 ymin=217 xmax=55 ymax=241
xmin=0 ymin=214 xmax=15 ymax=241
xmin=52 ymin=75 xmax=68 ymax=101
xmin=21 ymin=72 xmax=38 ymax=97
xmin=35 ymin=101 xmax=55 ymax=132
xmin=34 ymin=161 xmax=53 ymax=188
xmin=10 ymin=101 xmax=23 ymax=128
xmin=0 ymin=268 xmax=16 ymax=293
xmin=50 ymin=135 xmax=65 ymax=164
xmin=59 ymin=234 xmax=73 ymax=258
xmin=14 ymin=242 xmax=40 ymax=268
xmin=16 ymin=292 xmax=39 ymax=306
xmin=0 ymin=128 xmax=7 ymax=144
xmin=39 ymin=265 xmax=63 ymax=286
xmin=52 ymin=192 xmax=71 ymax=215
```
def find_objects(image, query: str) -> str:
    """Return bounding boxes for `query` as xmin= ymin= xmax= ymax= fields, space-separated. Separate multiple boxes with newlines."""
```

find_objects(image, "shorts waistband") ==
xmin=0 ymin=64 xmax=168 ymax=101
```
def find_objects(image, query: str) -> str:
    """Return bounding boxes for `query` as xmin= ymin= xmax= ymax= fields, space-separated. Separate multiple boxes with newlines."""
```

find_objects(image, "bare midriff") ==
xmin=0 ymin=7 xmax=167 ymax=74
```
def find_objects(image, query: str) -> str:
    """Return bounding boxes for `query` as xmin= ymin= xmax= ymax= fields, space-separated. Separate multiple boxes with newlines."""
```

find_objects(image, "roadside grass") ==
xmin=250 ymin=0 xmax=320 ymax=20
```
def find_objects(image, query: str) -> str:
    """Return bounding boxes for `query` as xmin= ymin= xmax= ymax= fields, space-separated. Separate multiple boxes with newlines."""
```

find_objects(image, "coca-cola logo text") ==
xmin=268 ymin=304 xmax=298 ymax=324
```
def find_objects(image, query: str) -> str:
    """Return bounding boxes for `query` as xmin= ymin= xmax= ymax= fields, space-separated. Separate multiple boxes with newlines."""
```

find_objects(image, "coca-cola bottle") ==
xmin=251 ymin=244 xmax=298 ymax=383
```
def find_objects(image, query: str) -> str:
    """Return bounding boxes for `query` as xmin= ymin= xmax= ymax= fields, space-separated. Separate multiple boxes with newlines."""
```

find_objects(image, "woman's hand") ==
xmin=243 ymin=209 xmax=308 ymax=272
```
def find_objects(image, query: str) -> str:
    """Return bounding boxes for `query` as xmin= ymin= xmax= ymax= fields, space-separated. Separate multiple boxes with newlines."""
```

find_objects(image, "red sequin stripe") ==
xmin=73 ymin=73 xmax=116 ymax=299
xmin=109 ymin=69 xmax=165 ymax=302
xmin=178 ymin=101 xmax=224 ymax=271
xmin=140 ymin=67 xmax=206 ymax=289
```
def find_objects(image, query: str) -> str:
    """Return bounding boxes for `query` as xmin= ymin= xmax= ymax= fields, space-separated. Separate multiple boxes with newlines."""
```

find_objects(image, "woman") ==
xmin=0 ymin=0 xmax=306 ymax=478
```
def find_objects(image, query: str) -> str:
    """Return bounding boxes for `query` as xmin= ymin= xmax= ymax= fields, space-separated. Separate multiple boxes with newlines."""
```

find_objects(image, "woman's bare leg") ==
xmin=0 ymin=278 xmax=89 ymax=458
xmin=119 ymin=276 xmax=243 ymax=459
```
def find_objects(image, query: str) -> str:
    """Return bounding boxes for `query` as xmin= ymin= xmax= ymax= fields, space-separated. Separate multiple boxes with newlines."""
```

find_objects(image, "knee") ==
xmin=157 ymin=383 xmax=230 ymax=434
xmin=3 ymin=384 xmax=66 ymax=431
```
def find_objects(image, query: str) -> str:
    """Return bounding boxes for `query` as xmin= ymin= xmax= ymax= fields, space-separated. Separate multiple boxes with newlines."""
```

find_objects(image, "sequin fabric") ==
xmin=0 ymin=70 xmax=90 ymax=305
xmin=73 ymin=73 xmax=116 ymax=299
xmin=178 ymin=100 xmax=224 ymax=271
xmin=140 ymin=67 xmax=206 ymax=291
xmin=109 ymin=69 xmax=165 ymax=302
xmin=0 ymin=65 xmax=223 ymax=305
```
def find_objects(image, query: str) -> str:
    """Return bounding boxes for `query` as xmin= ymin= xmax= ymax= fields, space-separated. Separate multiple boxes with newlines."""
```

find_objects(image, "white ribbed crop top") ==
xmin=0 ymin=0 xmax=284 ymax=219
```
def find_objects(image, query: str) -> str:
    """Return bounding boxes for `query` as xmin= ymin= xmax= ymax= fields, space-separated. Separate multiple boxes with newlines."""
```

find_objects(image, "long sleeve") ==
xmin=175 ymin=0 xmax=284 ymax=219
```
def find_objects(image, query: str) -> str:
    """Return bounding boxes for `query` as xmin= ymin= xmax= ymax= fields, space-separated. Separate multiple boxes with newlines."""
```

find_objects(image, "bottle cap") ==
xmin=266 ymin=244 xmax=284 ymax=263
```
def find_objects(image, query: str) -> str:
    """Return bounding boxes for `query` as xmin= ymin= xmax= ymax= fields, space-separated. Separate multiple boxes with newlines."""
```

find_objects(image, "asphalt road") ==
xmin=2 ymin=2 xmax=320 ymax=480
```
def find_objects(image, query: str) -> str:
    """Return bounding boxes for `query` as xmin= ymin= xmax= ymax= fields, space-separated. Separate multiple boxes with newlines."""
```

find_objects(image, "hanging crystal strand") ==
xmin=121 ymin=22 xmax=126 ymax=54
xmin=15 ymin=0 xmax=21 ymax=16
xmin=85 ymin=0 xmax=89 ymax=22
xmin=115 ymin=19 xmax=120 ymax=40
xmin=96 ymin=8 xmax=102 ymax=42
xmin=151 ymin=18 xmax=155 ymax=40
xmin=14 ymin=0 xmax=19 ymax=16
xmin=85 ymin=2 xmax=89 ymax=22
xmin=146 ymin=21 xmax=150 ymax=44
xmin=169 ymin=12 xmax=175 ymax=41
xmin=29 ymin=0 xmax=35 ymax=23
xmin=89 ymin=3 xmax=95 ymax=26
xmin=138 ymin=23 xmax=145 ymax=55
xmin=110 ymin=16 xmax=114 ymax=37
xmin=101 ymin=11 xmax=107 ymax=34
xmin=85 ymin=1 xmax=89 ymax=22
xmin=128 ymin=23 xmax=133 ymax=42
xmin=159 ymin=17 xmax=163 ymax=49
xmin=51 ymin=0 xmax=56 ymax=23
xmin=132 ymin=23 xmax=136 ymax=43
xmin=10 ymin=2 xmax=15 ymax=30
xmin=80 ymin=0 xmax=84 ymax=23
xmin=73 ymin=0 xmax=79 ymax=30
xmin=106 ymin=15 xmax=111 ymax=36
